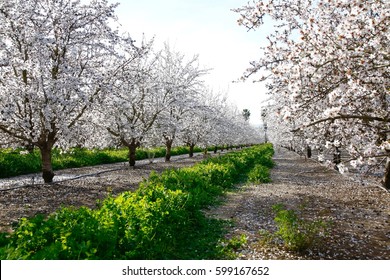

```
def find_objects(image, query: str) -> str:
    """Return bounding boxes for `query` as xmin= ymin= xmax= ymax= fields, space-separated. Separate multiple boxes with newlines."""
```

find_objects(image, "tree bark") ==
xmin=383 ymin=157 xmax=390 ymax=190
xmin=121 ymin=138 xmax=140 ymax=168
xmin=165 ymin=139 xmax=174 ymax=162
xmin=333 ymin=147 xmax=341 ymax=170
xmin=307 ymin=146 xmax=312 ymax=158
xmin=189 ymin=144 xmax=195 ymax=158
xmin=39 ymin=144 xmax=54 ymax=183
xmin=128 ymin=143 xmax=137 ymax=167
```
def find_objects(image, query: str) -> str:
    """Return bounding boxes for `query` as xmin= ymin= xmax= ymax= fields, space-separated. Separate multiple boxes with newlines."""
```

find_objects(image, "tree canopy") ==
xmin=234 ymin=0 xmax=389 ymax=189
xmin=0 ymin=0 xmax=263 ymax=182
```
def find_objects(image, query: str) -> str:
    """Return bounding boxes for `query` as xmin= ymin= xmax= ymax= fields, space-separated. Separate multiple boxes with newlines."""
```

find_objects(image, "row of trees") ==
xmin=0 ymin=0 xmax=262 ymax=183
xmin=234 ymin=0 xmax=389 ymax=189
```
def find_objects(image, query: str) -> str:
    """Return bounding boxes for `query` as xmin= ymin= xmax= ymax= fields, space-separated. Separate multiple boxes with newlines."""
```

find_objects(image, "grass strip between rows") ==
xmin=0 ymin=145 xmax=217 ymax=178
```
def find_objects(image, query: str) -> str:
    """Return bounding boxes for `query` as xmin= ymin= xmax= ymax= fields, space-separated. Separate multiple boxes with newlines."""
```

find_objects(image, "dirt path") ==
xmin=208 ymin=147 xmax=390 ymax=259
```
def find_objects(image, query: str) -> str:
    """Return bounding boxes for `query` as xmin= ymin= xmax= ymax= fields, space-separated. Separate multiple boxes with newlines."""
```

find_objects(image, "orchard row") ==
xmin=234 ymin=0 xmax=389 ymax=189
xmin=0 ymin=144 xmax=274 ymax=259
xmin=0 ymin=0 xmax=262 ymax=183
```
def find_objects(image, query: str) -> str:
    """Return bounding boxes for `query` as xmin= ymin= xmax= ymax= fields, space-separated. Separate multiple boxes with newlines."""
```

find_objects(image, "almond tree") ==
xmin=178 ymin=88 xmax=263 ymax=156
xmin=180 ymin=90 xmax=262 ymax=154
xmin=179 ymin=90 xmax=219 ymax=157
xmin=154 ymin=44 xmax=208 ymax=161
xmin=235 ymin=0 xmax=390 ymax=189
xmin=0 ymin=0 xmax=125 ymax=182
xmin=217 ymin=102 xmax=262 ymax=148
xmin=180 ymin=112 xmax=207 ymax=157
xmin=101 ymin=40 xmax=163 ymax=167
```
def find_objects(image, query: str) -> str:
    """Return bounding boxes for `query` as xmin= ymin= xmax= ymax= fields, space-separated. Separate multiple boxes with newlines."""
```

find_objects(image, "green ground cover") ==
xmin=0 ymin=144 xmax=274 ymax=260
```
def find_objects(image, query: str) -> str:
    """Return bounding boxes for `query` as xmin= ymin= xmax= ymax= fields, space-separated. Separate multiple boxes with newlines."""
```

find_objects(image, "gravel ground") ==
xmin=208 ymin=147 xmax=390 ymax=259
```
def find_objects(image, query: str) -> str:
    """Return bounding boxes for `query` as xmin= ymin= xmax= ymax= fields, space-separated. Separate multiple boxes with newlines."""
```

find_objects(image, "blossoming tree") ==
xmin=178 ymin=90 xmax=224 ymax=155
xmin=101 ymin=39 xmax=163 ymax=167
xmin=235 ymin=0 xmax=390 ymax=189
xmin=0 ymin=0 xmax=125 ymax=182
xmin=153 ymin=44 xmax=208 ymax=162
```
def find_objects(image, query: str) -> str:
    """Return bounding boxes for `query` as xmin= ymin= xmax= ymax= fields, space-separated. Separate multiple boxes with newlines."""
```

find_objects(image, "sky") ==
xmin=109 ymin=0 xmax=269 ymax=125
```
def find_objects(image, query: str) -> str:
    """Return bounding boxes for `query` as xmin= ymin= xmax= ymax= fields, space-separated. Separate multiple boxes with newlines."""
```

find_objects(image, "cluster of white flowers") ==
xmin=235 ymin=0 xmax=390 ymax=188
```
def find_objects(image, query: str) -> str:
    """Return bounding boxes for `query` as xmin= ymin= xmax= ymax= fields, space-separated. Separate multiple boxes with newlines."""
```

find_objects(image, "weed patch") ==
xmin=216 ymin=234 xmax=248 ymax=259
xmin=260 ymin=204 xmax=330 ymax=252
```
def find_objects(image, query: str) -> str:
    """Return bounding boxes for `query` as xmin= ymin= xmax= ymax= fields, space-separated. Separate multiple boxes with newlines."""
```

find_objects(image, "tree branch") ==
xmin=306 ymin=114 xmax=389 ymax=128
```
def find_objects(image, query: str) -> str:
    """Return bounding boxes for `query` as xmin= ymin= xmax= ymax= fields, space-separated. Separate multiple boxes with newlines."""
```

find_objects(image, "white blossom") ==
xmin=235 ymin=0 xmax=390 ymax=188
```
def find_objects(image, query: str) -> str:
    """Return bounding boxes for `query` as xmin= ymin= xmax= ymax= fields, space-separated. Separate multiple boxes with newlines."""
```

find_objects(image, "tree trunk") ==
xmin=307 ymin=146 xmax=312 ymax=158
xmin=333 ymin=147 xmax=341 ymax=169
xmin=189 ymin=144 xmax=195 ymax=158
xmin=39 ymin=144 xmax=54 ymax=183
xmin=383 ymin=157 xmax=390 ymax=190
xmin=165 ymin=139 xmax=174 ymax=162
xmin=214 ymin=146 xmax=218 ymax=154
xmin=128 ymin=144 xmax=137 ymax=167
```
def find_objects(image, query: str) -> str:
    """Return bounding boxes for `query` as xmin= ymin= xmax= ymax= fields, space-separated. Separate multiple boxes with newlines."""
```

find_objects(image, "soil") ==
xmin=1 ymin=147 xmax=389 ymax=259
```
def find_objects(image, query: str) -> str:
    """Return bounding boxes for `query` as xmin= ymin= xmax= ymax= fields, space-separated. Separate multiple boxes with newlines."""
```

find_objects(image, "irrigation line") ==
xmin=0 ymin=166 xmax=126 ymax=192
xmin=0 ymin=152 xmax=215 ymax=192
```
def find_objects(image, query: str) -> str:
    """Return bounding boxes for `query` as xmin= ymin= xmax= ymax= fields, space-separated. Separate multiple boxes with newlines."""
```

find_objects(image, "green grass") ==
xmin=0 ymin=148 xmax=42 ymax=178
xmin=247 ymin=164 xmax=272 ymax=184
xmin=0 ymin=143 xmax=275 ymax=260
xmin=0 ymin=146 xmax=207 ymax=178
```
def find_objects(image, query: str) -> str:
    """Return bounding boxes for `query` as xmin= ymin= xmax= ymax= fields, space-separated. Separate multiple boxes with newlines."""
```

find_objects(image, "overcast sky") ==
xmin=109 ymin=0 xmax=270 ymax=125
